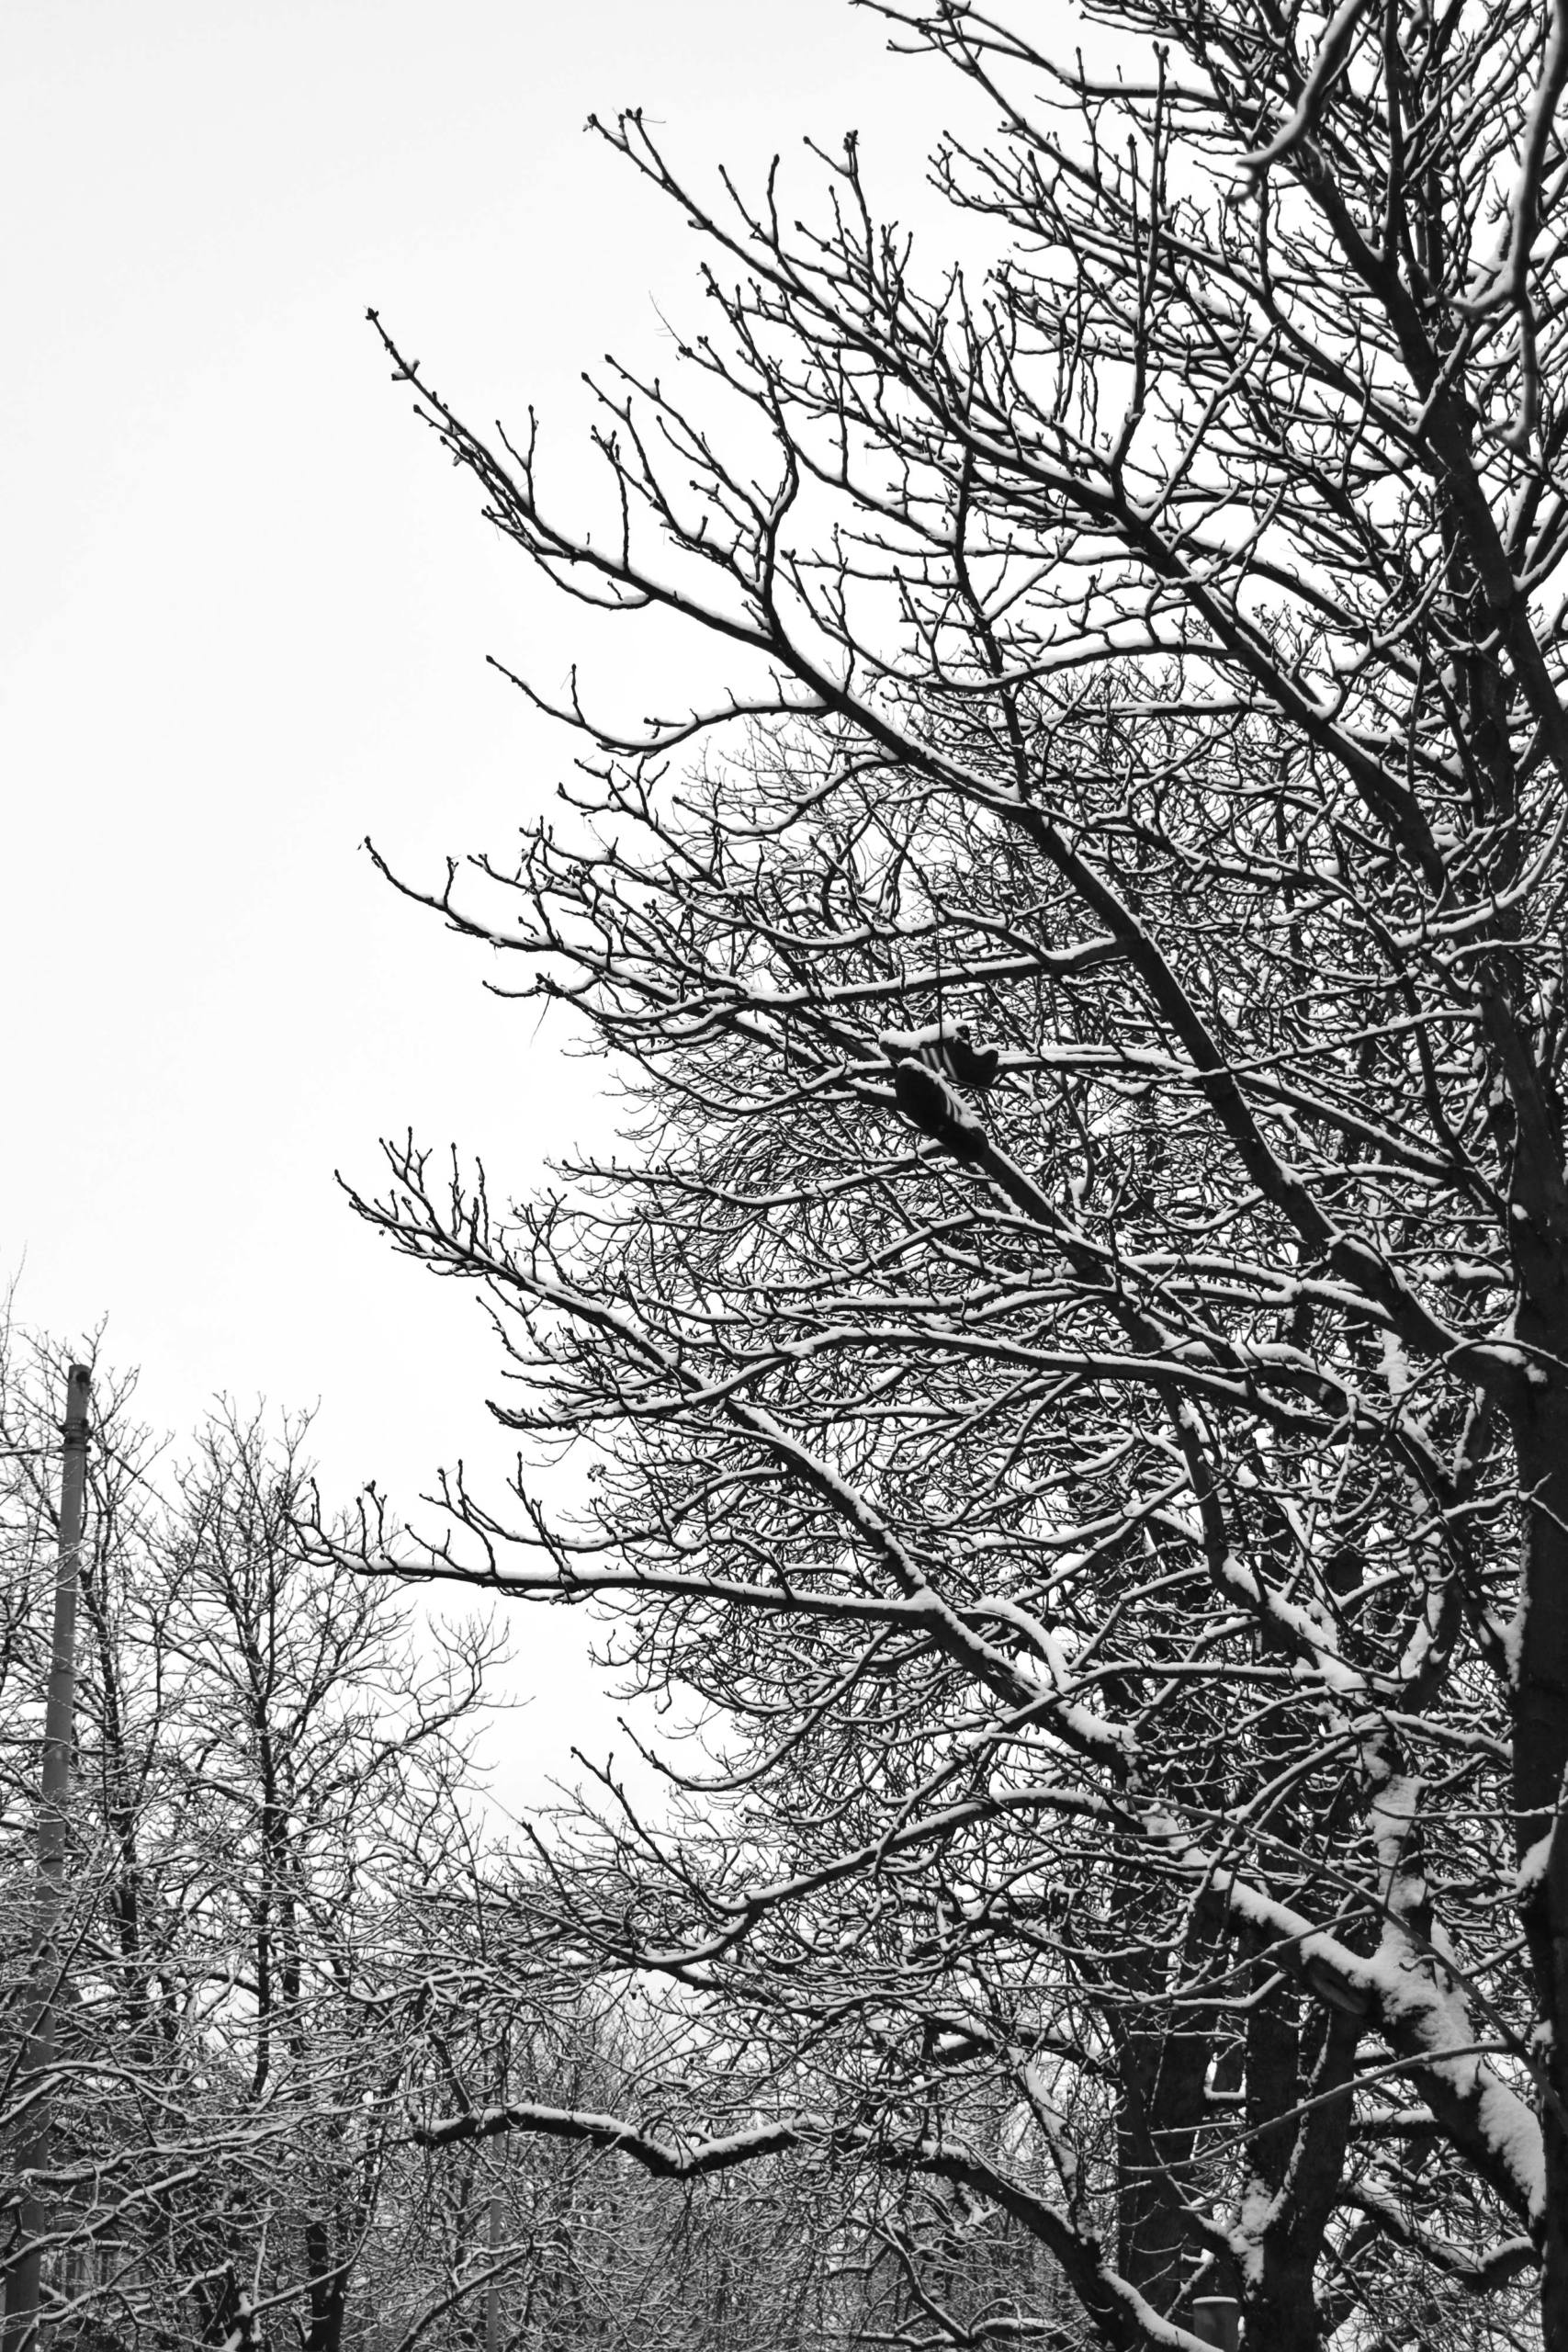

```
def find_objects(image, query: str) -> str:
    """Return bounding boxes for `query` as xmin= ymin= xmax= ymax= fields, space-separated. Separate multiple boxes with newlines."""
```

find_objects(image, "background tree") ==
xmin=353 ymin=0 xmax=1568 ymax=2344
xmin=0 ymin=1351 xmax=507 ymax=2352
xmin=384 ymin=1958 xmax=881 ymax=2352
xmin=4 ymin=1342 xmax=873 ymax=2352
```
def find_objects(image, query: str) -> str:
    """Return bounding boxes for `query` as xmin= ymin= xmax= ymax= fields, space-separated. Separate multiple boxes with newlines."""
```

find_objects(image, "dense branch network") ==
xmin=354 ymin=2 xmax=1568 ymax=2346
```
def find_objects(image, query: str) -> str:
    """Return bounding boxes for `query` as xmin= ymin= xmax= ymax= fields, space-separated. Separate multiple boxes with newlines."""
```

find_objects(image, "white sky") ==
xmin=0 ymin=0 xmax=978 ymax=1799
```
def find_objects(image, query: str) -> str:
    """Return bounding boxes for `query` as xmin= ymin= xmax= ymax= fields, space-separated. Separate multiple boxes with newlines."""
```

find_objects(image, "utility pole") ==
xmin=2 ymin=1366 xmax=92 ymax=2352
xmin=485 ymin=2186 xmax=502 ymax=2352
xmin=485 ymin=2036 xmax=508 ymax=2352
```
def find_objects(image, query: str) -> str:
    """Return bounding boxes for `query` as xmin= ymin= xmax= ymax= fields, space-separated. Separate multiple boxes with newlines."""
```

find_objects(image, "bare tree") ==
xmin=376 ymin=1962 xmax=870 ymax=2352
xmin=353 ymin=0 xmax=1568 ymax=2344
xmin=0 ymin=1359 xmax=504 ymax=2352
xmin=4 ymin=1344 xmax=874 ymax=2352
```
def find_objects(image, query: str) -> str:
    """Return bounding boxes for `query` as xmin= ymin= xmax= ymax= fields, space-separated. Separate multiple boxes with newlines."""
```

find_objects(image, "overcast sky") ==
xmin=2 ymin=0 xmax=974 ymax=1795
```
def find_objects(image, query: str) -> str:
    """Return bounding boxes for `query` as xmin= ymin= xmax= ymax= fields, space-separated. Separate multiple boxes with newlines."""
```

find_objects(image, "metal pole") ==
xmin=3 ymin=1366 xmax=92 ymax=2352
xmin=485 ymin=2034 xmax=507 ymax=2352
xmin=484 ymin=2188 xmax=502 ymax=2352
